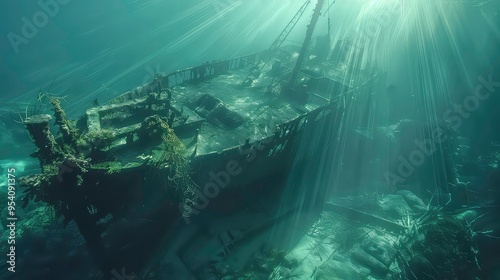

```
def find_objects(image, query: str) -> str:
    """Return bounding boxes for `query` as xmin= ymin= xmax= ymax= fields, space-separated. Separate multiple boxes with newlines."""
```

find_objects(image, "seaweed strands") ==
xmin=140 ymin=115 xmax=198 ymax=219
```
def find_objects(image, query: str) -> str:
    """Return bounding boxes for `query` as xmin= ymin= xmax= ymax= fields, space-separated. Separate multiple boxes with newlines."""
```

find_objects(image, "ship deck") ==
xmin=83 ymin=50 xmax=355 ymax=169
xmin=173 ymin=68 xmax=331 ymax=155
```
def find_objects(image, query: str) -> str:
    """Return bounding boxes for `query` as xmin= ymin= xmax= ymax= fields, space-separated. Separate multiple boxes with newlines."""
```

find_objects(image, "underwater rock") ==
xmin=378 ymin=194 xmax=413 ymax=218
xmin=361 ymin=236 xmax=397 ymax=268
xmin=397 ymin=189 xmax=427 ymax=212
xmin=350 ymin=247 xmax=389 ymax=276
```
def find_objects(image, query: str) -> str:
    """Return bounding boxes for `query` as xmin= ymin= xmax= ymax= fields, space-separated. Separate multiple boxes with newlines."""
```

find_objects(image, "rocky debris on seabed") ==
xmin=266 ymin=189 xmax=479 ymax=280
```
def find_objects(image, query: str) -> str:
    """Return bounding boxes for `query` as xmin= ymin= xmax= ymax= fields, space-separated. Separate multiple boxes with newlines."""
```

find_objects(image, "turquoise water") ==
xmin=1 ymin=0 xmax=500 ymax=279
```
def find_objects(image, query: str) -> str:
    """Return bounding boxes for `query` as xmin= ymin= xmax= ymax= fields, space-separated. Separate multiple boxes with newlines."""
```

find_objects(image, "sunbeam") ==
xmin=1 ymin=1 xmax=500 ymax=279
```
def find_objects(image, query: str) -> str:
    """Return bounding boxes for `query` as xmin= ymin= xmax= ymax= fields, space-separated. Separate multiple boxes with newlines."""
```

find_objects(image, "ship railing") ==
xmin=109 ymin=51 xmax=267 ymax=105
xmin=192 ymin=100 xmax=336 ymax=163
